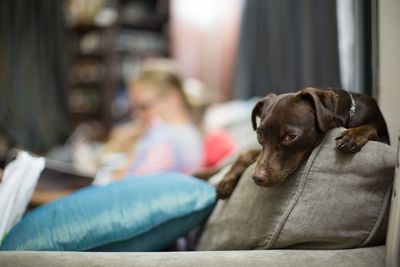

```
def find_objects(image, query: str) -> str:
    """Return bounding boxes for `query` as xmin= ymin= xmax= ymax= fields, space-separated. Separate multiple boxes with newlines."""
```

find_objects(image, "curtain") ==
xmin=0 ymin=0 xmax=68 ymax=152
xmin=337 ymin=0 xmax=375 ymax=95
xmin=234 ymin=0 xmax=342 ymax=98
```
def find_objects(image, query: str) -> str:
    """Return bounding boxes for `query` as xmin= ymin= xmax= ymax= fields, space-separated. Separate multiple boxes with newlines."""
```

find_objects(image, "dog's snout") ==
xmin=253 ymin=167 xmax=280 ymax=187
xmin=252 ymin=174 xmax=277 ymax=187
xmin=253 ymin=168 xmax=269 ymax=186
xmin=253 ymin=175 xmax=265 ymax=186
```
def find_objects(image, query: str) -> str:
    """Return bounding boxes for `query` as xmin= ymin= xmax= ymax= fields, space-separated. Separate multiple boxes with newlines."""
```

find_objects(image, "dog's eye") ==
xmin=282 ymin=134 xmax=297 ymax=144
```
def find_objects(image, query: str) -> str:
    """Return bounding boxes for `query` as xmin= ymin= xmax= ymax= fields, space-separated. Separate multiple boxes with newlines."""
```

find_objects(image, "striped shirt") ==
xmin=127 ymin=120 xmax=204 ymax=176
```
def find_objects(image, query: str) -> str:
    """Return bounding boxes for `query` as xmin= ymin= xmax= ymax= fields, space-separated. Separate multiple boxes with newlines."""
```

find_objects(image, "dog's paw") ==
xmin=216 ymin=175 xmax=238 ymax=200
xmin=335 ymin=129 xmax=368 ymax=153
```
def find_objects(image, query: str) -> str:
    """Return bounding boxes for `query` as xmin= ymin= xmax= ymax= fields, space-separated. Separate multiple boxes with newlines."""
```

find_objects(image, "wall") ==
xmin=170 ymin=0 xmax=242 ymax=101
xmin=378 ymin=0 xmax=400 ymax=147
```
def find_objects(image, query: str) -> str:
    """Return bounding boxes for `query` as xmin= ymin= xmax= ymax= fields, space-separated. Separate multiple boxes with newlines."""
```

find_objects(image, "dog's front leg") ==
xmin=216 ymin=149 xmax=261 ymax=199
xmin=335 ymin=125 xmax=380 ymax=152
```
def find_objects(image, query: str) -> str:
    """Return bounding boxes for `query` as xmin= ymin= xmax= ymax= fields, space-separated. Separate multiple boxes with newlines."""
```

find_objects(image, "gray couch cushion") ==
xmin=197 ymin=128 xmax=396 ymax=250
xmin=0 ymin=246 xmax=385 ymax=267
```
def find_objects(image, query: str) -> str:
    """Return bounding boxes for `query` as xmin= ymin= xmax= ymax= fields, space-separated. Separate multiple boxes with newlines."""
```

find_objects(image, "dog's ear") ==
xmin=251 ymin=101 xmax=264 ymax=130
xmin=251 ymin=93 xmax=276 ymax=130
xmin=299 ymin=87 xmax=341 ymax=132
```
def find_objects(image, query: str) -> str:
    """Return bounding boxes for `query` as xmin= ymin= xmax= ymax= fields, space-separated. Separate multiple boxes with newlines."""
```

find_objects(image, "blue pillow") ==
xmin=0 ymin=173 xmax=216 ymax=251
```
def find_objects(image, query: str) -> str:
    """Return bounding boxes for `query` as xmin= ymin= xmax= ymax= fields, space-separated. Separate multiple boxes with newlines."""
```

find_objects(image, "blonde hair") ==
xmin=133 ymin=67 xmax=192 ymax=112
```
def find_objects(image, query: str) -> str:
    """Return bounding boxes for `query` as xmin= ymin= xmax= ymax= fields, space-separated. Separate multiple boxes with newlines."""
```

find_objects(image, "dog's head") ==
xmin=251 ymin=87 xmax=341 ymax=187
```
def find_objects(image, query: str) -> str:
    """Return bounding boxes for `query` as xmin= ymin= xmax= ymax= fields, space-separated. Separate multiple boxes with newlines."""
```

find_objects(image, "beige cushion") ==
xmin=197 ymin=128 xmax=396 ymax=250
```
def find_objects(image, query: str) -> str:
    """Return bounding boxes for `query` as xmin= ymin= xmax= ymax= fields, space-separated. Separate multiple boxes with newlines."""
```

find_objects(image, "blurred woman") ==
xmin=103 ymin=62 xmax=204 ymax=178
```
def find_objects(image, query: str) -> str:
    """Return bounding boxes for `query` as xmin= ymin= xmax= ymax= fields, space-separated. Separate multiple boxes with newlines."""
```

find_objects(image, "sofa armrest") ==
xmin=0 ymin=246 xmax=385 ymax=267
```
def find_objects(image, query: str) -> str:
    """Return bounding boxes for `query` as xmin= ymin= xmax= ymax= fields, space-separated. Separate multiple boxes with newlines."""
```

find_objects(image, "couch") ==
xmin=0 ymin=247 xmax=386 ymax=267
xmin=1 ymin=129 xmax=399 ymax=267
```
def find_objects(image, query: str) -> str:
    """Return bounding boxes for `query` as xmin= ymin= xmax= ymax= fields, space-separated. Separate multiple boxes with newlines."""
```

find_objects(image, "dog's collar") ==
xmin=346 ymin=89 xmax=356 ymax=117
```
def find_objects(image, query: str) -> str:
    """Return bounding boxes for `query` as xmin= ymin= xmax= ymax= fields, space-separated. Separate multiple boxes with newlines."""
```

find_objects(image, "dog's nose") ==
xmin=253 ymin=176 xmax=265 ymax=186
xmin=253 ymin=168 xmax=268 ymax=183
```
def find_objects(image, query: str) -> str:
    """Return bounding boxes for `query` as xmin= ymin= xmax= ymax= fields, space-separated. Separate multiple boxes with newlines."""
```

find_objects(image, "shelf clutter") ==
xmin=64 ymin=0 xmax=170 ymax=138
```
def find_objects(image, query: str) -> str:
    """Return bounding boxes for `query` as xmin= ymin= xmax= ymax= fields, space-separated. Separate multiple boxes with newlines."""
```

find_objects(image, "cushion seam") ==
xmin=262 ymin=134 xmax=327 ymax=249
xmin=359 ymin=181 xmax=393 ymax=247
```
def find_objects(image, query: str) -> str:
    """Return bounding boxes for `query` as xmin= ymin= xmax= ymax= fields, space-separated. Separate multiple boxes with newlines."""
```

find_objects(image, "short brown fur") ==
xmin=217 ymin=87 xmax=389 ymax=199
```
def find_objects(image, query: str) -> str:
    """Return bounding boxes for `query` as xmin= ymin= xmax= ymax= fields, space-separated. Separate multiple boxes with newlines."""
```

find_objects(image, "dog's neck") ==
xmin=346 ymin=89 xmax=356 ymax=118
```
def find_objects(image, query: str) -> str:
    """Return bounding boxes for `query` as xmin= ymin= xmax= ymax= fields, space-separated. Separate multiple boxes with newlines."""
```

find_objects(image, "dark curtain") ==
xmin=0 ymin=0 xmax=69 ymax=152
xmin=356 ymin=0 xmax=374 ymax=95
xmin=234 ymin=0 xmax=342 ymax=98
xmin=336 ymin=0 xmax=375 ymax=95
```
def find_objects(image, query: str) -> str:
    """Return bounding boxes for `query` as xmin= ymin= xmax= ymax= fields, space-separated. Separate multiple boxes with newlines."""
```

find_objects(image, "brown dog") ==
xmin=216 ymin=87 xmax=390 ymax=199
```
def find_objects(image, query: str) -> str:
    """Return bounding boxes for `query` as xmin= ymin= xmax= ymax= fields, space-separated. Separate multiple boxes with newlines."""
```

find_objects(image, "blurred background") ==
xmin=0 ymin=0 xmax=399 ymax=155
